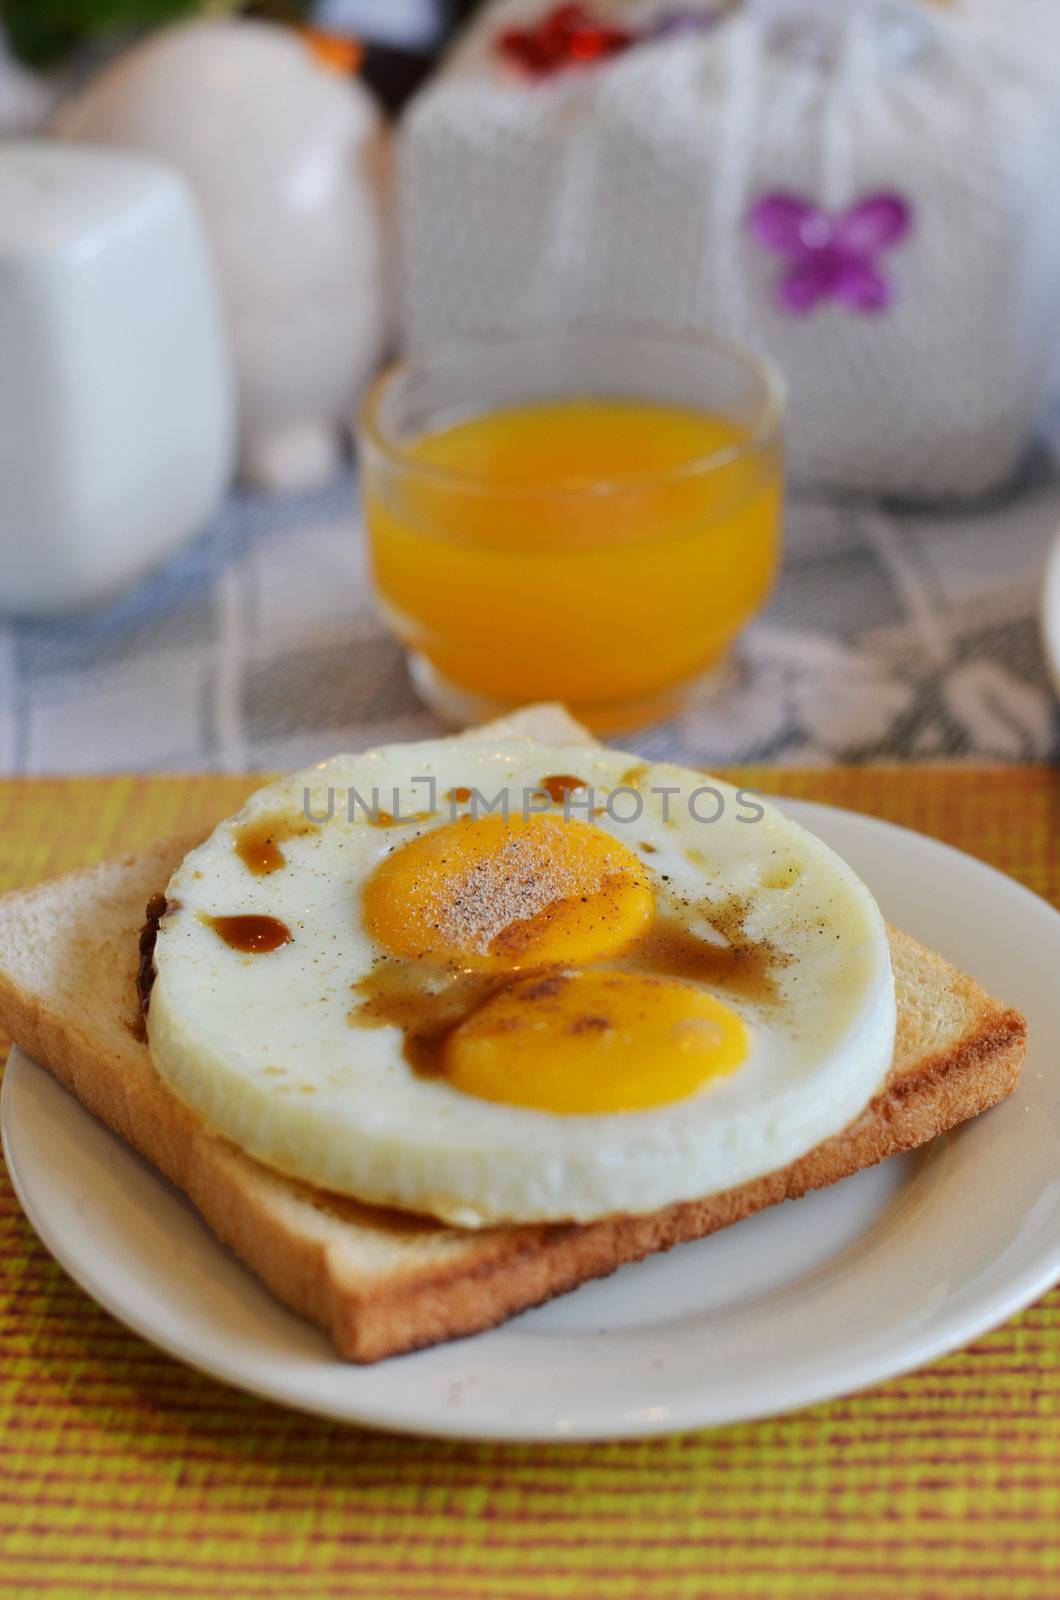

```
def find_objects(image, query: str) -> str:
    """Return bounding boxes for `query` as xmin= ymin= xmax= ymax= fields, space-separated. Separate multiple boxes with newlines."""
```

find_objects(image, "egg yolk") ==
xmin=363 ymin=813 xmax=654 ymax=970
xmin=443 ymin=970 xmax=749 ymax=1114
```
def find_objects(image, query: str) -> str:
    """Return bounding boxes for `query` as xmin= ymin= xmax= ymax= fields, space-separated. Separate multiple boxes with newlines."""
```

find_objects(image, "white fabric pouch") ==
xmin=400 ymin=0 xmax=1060 ymax=496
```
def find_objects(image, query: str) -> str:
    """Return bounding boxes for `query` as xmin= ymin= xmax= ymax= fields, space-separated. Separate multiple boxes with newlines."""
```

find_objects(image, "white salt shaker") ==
xmin=0 ymin=140 xmax=234 ymax=613
xmin=53 ymin=19 xmax=390 ymax=493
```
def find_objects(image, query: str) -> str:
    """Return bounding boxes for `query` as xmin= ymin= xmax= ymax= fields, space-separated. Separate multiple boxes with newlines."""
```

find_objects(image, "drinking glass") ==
xmin=359 ymin=325 xmax=784 ymax=733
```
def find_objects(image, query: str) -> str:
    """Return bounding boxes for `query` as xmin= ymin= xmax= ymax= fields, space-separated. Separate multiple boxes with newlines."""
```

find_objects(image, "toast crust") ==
xmin=0 ymin=708 xmax=1028 ymax=1360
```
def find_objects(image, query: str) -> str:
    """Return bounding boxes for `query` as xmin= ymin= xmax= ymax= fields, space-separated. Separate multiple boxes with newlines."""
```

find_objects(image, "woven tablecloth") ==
xmin=1 ymin=457 xmax=1058 ymax=775
xmin=2 ymin=765 xmax=1058 ymax=1599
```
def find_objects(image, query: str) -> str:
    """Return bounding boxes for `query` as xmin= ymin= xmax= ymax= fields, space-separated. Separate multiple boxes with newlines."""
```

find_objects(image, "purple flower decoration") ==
xmin=747 ymin=191 xmax=913 ymax=314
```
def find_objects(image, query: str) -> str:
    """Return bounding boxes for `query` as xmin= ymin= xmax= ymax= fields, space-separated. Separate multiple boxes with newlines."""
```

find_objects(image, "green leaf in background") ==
xmin=1 ymin=0 xmax=472 ymax=71
xmin=1 ymin=0 xmax=239 ymax=67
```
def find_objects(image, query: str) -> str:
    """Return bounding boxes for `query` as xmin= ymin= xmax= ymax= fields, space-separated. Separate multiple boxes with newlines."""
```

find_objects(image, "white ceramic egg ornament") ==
xmin=0 ymin=141 xmax=234 ymax=614
xmin=54 ymin=19 xmax=390 ymax=491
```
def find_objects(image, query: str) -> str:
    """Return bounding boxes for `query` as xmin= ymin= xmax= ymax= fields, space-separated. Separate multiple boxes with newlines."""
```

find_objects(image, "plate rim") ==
xmin=4 ymin=795 xmax=1060 ymax=1442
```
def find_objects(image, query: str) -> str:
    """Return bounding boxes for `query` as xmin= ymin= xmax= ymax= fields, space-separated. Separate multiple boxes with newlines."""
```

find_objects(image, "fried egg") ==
xmin=147 ymin=739 xmax=896 ymax=1226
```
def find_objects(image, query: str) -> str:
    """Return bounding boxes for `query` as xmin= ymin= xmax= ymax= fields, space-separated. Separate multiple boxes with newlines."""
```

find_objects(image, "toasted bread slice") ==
xmin=0 ymin=709 xmax=1027 ymax=1361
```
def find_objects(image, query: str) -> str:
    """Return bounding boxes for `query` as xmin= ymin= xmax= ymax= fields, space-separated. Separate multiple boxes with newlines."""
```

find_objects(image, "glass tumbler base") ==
xmin=406 ymin=652 xmax=726 ymax=736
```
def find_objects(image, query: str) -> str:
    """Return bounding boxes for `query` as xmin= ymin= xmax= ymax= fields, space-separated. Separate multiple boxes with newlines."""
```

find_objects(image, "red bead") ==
xmin=498 ymin=4 xmax=633 ymax=77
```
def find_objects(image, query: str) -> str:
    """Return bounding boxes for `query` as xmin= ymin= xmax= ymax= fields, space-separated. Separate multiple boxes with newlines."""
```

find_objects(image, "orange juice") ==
xmin=364 ymin=398 xmax=782 ymax=727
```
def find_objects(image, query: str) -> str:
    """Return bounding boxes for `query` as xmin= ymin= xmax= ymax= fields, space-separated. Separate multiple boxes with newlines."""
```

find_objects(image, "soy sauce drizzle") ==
xmin=538 ymin=774 xmax=587 ymax=802
xmin=354 ymin=962 xmax=517 ymax=1078
xmin=351 ymin=894 xmax=783 ymax=1078
xmin=233 ymin=811 xmax=315 ymax=876
xmin=203 ymin=913 xmax=293 ymax=953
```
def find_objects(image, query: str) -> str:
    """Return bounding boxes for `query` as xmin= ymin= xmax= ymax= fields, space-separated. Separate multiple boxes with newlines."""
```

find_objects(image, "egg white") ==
xmin=147 ymin=739 xmax=896 ymax=1226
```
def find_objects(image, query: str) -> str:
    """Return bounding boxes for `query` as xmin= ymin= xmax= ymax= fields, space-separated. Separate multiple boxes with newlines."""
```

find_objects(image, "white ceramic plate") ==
xmin=1043 ymin=529 xmax=1060 ymax=700
xmin=4 ymin=799 xmax=1060 ymax=1442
